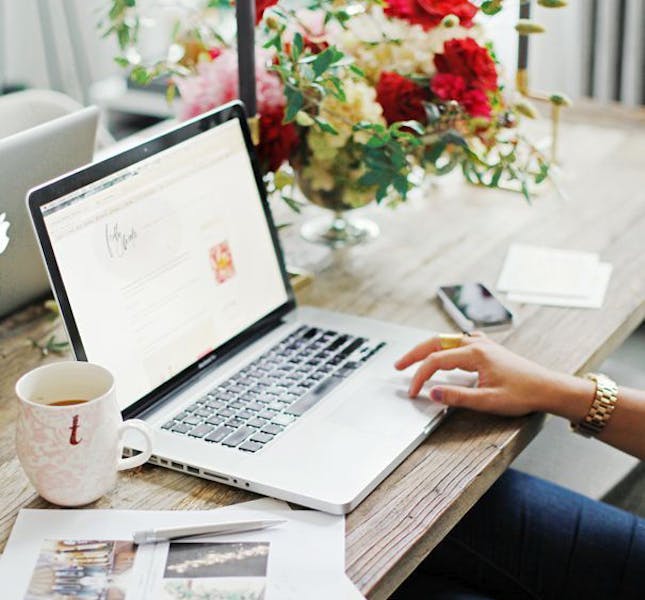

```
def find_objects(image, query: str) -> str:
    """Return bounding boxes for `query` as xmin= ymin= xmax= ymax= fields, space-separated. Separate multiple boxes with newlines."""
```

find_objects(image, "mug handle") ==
xmin=117 ymin=419 xmax=154 ymax=471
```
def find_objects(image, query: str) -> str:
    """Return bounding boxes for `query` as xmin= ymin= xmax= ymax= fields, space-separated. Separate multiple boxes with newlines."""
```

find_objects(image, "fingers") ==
xmin=395 ymin=332 xmax=487 ymax=371
xmin=408 ymin=346 xmax=480 ymax=398
xmin=429 ymin=385 xmax=488 ymax=410
xmin=394 ymin=338 xmax=444 ymax=370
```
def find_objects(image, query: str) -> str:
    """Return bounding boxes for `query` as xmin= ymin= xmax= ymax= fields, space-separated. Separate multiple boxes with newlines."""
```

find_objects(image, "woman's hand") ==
xmin=394 ymin=332 xmax=594 ymax=419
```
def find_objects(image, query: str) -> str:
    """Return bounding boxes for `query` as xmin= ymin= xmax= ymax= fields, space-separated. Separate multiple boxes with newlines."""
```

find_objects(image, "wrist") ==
xmin=541 ymin=372 xmax=595 ymax=422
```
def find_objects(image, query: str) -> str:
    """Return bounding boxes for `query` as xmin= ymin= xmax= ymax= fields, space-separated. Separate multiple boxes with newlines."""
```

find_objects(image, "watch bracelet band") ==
xmin=571 ymin=373 xmax=618 ymax=438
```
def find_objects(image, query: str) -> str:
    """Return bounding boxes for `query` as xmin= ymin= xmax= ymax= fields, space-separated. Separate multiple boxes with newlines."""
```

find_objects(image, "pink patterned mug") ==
xmin=15 ymin=361 xmax=153 ymax=506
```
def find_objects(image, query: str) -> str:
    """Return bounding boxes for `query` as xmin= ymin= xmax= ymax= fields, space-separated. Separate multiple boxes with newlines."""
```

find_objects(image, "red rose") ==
xmin=434 ymin=37 xmax=497 ymax=91
xmin=385 ymin=0 xmax=477 ymax=31
xmin=376 ymin=71 xmax=430 ymax=125
xmin=257 ymin=105 xmax=299 ymax=172
xmin=460 ymin=88 xmax=491 ymax=118
xmin=256 ymin=0 xmax=278 ymax=24
xmin=431 ymin=68 xmax=492 ymax=118
xmin=430 ymin=72 xmax=466 ymax=101
xmin=384 ymin=0 xmax=418 ymax=24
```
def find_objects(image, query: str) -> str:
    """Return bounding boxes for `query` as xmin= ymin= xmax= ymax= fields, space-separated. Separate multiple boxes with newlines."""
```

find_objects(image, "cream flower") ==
xmin=308 ymin=79 xmax=385 ymax=162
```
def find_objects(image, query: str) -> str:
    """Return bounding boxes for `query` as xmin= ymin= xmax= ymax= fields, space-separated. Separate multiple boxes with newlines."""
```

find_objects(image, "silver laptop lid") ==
xmin=28 ymin=102 xmax=294 ymax=416
xmin=0 ymin=106 xmax=98 ymax=318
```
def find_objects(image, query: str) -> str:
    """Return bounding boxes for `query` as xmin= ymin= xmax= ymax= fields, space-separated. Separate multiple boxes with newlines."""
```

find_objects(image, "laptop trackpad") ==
xmin=328 ymin=369 xmax=475 ymax=438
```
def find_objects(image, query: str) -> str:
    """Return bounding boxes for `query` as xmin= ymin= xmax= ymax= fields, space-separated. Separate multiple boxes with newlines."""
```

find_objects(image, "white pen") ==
xmin=133 ymin=519 xmax=287 ymax=545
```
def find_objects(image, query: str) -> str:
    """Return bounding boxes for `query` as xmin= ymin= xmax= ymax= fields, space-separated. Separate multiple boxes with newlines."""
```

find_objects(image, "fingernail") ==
xmin=431 ymin=387 xmax=443 ymax=402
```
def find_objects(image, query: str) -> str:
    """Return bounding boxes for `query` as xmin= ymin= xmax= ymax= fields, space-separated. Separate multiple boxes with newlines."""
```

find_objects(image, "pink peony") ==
xmin=176 ymin=48 xmax=287 ymax=120
xmin=176 ymin=48 xmax=298 ymax=171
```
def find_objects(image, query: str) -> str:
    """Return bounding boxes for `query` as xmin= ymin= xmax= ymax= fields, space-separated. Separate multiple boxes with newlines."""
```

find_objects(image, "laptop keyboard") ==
xmin=161 ymin=326 xmax=385 ymax=453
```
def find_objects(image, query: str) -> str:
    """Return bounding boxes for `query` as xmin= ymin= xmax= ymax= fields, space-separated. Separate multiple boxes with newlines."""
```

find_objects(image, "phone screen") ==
xmin=440 ymin=283 xmax=512 ymax=327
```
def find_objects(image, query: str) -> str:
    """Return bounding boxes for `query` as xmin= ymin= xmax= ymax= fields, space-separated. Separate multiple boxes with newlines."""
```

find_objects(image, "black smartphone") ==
xmin=437 ymin=282 xmax=514 ymax=332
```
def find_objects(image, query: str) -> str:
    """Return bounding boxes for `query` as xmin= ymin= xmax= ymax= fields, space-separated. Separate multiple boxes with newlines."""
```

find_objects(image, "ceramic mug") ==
xmin=15 ymin=361 xmax=153 ymax=506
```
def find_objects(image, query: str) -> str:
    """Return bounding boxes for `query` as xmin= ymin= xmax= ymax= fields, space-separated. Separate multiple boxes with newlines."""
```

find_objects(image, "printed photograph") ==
xmin=209 ymin=241 xmax=236 ymax=284
xmin=24 ymin=539 xmax=136 ymax=600
xmin=161 ymin=541 xmax=269 ymax=600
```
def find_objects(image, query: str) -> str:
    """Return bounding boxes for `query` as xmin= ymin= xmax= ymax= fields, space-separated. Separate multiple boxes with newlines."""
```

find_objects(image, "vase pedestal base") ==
xmin=300 ymin=212 xmax=379 ymax=248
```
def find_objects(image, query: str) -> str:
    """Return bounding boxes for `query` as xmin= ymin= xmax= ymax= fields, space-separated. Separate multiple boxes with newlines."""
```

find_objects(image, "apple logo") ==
xmin=0 ymin=212 xmax=10 ymax=255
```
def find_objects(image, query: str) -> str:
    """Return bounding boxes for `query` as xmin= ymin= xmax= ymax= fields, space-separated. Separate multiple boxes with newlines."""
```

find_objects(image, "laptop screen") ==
xmin=39 ymin=117 xmax=289 ymax=410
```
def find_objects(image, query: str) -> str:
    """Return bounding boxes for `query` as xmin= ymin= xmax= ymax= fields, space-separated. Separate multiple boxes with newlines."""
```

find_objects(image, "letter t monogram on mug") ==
xmin=15 ymin=362 xmax=153 ymax=506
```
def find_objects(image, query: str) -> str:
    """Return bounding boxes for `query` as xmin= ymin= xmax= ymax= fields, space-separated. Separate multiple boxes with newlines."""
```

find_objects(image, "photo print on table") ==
xmin=209 ymin=241 xmax=236 ymax=285
xmin=24 ymin=539 xmax=136 ymax=600
xmin=161 ymin=541 xmax=270 ymax=600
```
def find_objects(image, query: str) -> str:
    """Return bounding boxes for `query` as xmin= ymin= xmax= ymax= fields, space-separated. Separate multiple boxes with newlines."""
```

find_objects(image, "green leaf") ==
xmin=441 ymin=130 xmax=468 ymax=148
xmin=292 ymin=32 xmax=304 ymax=60
xmin=354 ymin=121 xmax=386 ymax=134
xmin=116 ymin=28 xmax=130 ymax=49
xmin=263 ymin=34 xmax=281 ymax=51
xmin=481 ymin=0 xmax=503 ymax=15
xmin=366 ymin=135 xmax=387 ymax=148
xmin=393 ymin=120 xmax=425 ymax=135
xmin=298 ymin=54 xmax=319 ymax=65
xmin=165 ymin=82 xmax=176 ymax=104
xmin=313 ymin=116 xmax=338 ymax=135
xmin=393 ymin=175 xmax=409 ymax=198
xmin=171 ymin=19 xmax=181 ymax=41
xmin=327 ymin=76 xmax=346 ymax=101
xmin=349 ymin=64 xmax=365 ymax=78
xmin=423 ymin=102 xmax=441 ymax=124
xmin=281 ymin=195 xmax=303 ymax=213
xmin=284 ymin=88 xmax=304 ymax=122
xmin=358 ymin=170 xmax=383 ymax=187
xmin=490 ymin=166 xmax=503 ymax=187
xmin=130 ymin=66 xmax=152 ymax=85
xmin=312 ymin=48 xmax=335 ymax=78
xmin=114 ymin=56 xmax=130 ymax=67
xmin=535 ymin=162 xmax=549 ymax=184
xmin=425 ymin=142 xmax=446 ymax=164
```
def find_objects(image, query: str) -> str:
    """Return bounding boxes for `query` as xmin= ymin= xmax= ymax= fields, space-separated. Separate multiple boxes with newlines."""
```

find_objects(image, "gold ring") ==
xmin=438 ymin=333 xmax=464 ymax=349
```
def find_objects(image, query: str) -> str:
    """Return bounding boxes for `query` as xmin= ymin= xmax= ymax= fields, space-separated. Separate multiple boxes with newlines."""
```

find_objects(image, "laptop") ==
xmin=0 ymin=106 xmax=99 ymax=318
xmin=28 ymin=102 xmax=474 ymax=514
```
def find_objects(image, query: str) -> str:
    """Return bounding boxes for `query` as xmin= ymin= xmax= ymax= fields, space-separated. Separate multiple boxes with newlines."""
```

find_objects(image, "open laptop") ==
xmin=0 ymin=106 xmax=98 ymax=318
xmin=28 ymin=102 xmax=474 ymax=514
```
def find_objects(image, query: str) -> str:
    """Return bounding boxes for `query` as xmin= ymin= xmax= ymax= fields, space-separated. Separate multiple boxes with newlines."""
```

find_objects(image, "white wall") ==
xmin=0 ymin=0 xmax=119 ymax=101
xmin=484 ymin=0 xmax=589 ymax=100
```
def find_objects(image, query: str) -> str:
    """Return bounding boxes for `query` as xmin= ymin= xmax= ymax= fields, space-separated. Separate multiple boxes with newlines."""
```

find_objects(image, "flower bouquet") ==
xmin=103 ymin=0 xmax=556 ymax=246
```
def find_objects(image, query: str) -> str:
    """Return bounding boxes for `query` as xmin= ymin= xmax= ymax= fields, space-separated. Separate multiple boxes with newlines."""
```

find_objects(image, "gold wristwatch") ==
xmin=571 ymin=373 xmax=618 ymax=438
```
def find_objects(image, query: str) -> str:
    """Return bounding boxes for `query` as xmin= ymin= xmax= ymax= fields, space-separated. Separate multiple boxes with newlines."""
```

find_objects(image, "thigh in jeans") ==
xmin=393 ymin=469 xmax=645 ymax=600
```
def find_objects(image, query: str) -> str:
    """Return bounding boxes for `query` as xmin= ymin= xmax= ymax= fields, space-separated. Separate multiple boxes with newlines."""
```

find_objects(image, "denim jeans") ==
xmin=391 ymin=469 xmax=645 ymax=600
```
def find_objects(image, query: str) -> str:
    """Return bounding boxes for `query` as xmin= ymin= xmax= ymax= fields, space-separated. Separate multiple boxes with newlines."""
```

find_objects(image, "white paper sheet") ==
xmin=508 ymin=262 xmax=612 ymax=308
xmin=497 ymin=243 xmax=600 ymax=298
xmin=0 ymin=506 xmax=346 ymax=600
xmin=239 ymin=499 xmax=365 ymax=599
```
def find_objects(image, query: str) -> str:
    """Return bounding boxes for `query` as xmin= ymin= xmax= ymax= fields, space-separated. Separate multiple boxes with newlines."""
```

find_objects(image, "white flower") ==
xmin=332 ymin=7 xmax=483 ymax=82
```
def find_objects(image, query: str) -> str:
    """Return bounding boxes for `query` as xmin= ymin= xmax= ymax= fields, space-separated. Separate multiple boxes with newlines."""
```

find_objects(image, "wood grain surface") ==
xmin=1 ymin=103 xmax=643 ymax=599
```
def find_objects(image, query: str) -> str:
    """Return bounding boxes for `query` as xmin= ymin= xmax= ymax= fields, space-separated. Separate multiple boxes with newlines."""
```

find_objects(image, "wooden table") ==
xmin=1 ymin=102 xmax=644 ymax=598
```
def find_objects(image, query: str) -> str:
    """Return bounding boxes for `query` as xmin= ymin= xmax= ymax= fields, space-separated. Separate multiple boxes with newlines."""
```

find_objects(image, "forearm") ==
xmin=541 ymin=374 xmax=645 ymax=460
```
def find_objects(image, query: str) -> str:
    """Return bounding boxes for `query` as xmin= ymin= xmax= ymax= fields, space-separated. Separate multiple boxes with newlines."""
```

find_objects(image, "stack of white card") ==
xmin=497 ymin=243 xmax=612 ymax=308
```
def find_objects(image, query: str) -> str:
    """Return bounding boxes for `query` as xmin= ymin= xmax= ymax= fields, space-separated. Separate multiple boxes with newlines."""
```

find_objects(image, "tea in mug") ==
xmin=47 ymin=399 xmax=88 ymax=407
